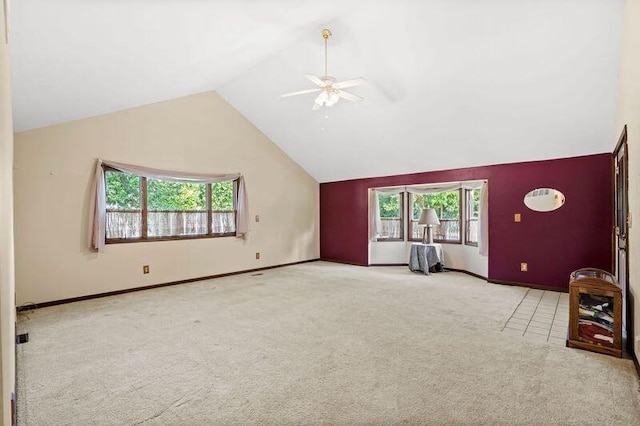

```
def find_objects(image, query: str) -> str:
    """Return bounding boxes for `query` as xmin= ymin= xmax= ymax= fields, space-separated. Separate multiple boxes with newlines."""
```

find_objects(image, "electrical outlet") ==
xmin=256 ymin=252 xmax=260 ymax=260
xmin=255 ymin=214 xmax=260 ymax=222
xmin=514 ymin=213 xmax=521 ymax=222
xmin=143 ymin=265 xmax=150 ymax=274
xmin=520 ymin=262 xmax=528 ymax=272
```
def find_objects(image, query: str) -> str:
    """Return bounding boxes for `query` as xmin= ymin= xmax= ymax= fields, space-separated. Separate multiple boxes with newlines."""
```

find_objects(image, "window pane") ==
xmin=430 ymin=191 xmax=460 ymax=241
xmin=147 ymin=179 xmax=207 ymax=237
xmin=377 ymin=193 xmax=402 ymax=240
xmin=212 ymin=181 xmax=236 ymax=234
xmin=105 ymin=171 xmax=140 ymax=210
xmin=105 ymin=171 xmax=141 ymax=239
xmin=409 ymin=193 xmax=424 ymax=240
xmin=410 ymin=191 xmax=460 ymax=242
xmin=147 ymin=179 xmax=206 ymax=211
xmin=212 ymin=181 xmax=234 ymax=211
xmin=466 ymin=189 xmax=480 ymax=245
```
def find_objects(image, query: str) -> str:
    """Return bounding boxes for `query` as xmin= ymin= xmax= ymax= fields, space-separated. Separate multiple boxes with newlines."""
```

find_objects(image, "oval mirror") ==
xmin=524 ymin=188 xmax=565 ymax=212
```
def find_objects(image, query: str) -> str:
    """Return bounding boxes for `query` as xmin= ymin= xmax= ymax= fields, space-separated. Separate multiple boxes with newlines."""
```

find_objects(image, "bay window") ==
xmin=105 ymin=169 xmax=237 ymax=242
xmin=91 ymin=160 xmax=248 ymax=252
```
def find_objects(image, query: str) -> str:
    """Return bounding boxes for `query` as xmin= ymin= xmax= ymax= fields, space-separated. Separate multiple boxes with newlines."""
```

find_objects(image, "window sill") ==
xmin=408 ymin=238 xmax=461 ymax=245
xmin=106 ymin=233 xmax=236 ymax=244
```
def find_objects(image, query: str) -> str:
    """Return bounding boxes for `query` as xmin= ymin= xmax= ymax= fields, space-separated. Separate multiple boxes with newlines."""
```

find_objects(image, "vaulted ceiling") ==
xmin=10 ymin=0 xmax=624 ymax=182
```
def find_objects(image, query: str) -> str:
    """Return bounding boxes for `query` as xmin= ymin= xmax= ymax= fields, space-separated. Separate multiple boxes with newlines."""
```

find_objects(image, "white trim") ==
xmin=371 ymin=179 xmax=486 ymax=193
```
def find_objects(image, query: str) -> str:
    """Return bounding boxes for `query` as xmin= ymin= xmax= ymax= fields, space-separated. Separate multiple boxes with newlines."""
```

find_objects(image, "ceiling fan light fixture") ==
xmin=326 ymin=91 xmax=340 ymax=107
xmin=281 ymin=29 xmax=366 ymax=110
xmin=315 ymin=91 xmax=329 ymax=105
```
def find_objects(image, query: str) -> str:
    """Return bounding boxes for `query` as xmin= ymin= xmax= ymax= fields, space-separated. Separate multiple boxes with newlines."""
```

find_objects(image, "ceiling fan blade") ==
xmin=332 ymin=78 xmax=366 ymax=89
xmin=304 ymin=74 xmax=326 ymax=87
xmin=337 ymin=90 xmax=363 ymax=102
xmin=281 ymin=88 xmax=322 ymax=98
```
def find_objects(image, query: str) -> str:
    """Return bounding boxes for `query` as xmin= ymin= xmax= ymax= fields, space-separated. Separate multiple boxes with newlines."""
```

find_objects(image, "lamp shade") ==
xmin=418 ymin=208 xmax=440 ymax=226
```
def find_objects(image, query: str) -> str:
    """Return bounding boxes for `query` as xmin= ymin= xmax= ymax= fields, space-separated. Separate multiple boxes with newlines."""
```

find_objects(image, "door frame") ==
xmin=613 ymin=125 xmax=630 ymax=350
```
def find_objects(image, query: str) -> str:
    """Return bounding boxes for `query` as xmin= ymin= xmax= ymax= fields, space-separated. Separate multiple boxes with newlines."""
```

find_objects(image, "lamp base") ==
xmin=422 ymin=226 xmax=435 ymax=245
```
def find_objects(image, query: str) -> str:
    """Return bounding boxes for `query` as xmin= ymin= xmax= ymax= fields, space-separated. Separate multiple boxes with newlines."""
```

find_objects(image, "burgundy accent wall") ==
xmin=320 ymin=154 xmax=613 ymax=289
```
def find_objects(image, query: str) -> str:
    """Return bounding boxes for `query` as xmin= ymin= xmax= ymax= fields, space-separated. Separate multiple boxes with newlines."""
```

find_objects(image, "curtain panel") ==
xmin=374 ymin=180 xmax=485 ymax=195
xmin=89 ymin=159 xmax=249 ymax=252
xmin=406 ymin=183 xmax=462 ymax=194
xmin=369 ymin=190 xmax=380 ymax=241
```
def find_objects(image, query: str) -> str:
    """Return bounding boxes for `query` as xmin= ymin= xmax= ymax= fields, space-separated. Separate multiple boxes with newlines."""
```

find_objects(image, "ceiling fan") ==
xmin=282 ymin=29 xmax=366 ymax=111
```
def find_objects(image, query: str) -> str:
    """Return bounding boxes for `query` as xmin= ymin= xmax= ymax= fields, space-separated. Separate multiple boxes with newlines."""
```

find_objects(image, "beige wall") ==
xmin=0 ymin=0 xmax=16 ymax=422
xmin=615 ymin=0 xmax=640 ymax=357
xmin=14 ymin=92 xmax=319 ymax=305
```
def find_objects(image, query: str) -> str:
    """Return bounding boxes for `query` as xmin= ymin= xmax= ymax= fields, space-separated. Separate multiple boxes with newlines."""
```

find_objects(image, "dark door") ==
xmin=613 ymin=125 xmax=629 ymax=350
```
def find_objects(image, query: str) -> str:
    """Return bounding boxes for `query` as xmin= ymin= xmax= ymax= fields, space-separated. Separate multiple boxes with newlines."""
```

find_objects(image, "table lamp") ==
xmin=418 ymin=208 xmax=440 ymax=244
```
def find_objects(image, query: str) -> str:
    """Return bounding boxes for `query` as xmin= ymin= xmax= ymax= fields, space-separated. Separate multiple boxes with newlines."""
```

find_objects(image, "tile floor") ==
xmin=502 ymin=289 xmax=569 ymax=346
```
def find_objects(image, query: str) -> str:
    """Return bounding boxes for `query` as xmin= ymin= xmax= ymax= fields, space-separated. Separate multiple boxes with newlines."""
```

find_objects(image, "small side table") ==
xmin=409 ymin=243 xmax=444 ymax=275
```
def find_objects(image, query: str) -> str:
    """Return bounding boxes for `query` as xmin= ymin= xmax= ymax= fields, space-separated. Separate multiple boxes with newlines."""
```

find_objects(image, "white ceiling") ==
xmin=10 ymin=0 xmax=624 ymax=182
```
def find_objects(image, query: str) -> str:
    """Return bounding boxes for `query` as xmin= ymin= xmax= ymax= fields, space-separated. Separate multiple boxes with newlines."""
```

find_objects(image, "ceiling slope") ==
xmin=11 ymin=0 xmax=624 ymax=182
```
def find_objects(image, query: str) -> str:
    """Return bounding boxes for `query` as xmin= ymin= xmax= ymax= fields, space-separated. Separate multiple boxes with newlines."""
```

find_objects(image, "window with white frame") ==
xmin=465 ymin=188 xmax=480 ymax=246
xmin=105 ymin=168 xmax=237 ymax=242
xmin=408 ymin=190 xmax=461 ymax=243
xmin=376 ymin=192 xmax=404 ymax=241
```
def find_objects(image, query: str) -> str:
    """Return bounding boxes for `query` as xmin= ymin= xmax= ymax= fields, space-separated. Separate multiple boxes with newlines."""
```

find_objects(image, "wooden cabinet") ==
xmin=567 ymin=268 xmax=622 ymax=357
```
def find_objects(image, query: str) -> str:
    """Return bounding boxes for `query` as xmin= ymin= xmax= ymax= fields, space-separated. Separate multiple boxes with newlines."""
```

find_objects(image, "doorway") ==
xmin=613 ymin=125 xmax=630 ymax=350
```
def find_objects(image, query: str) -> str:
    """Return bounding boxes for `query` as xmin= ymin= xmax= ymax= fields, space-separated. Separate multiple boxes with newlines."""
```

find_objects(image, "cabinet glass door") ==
xmin=578 ymin=293 xmax=614 ymax=348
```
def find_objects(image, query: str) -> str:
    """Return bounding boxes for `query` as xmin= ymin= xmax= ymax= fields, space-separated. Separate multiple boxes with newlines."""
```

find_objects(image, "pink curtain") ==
xmin=89 ymin=159 xmax=249 ymax=252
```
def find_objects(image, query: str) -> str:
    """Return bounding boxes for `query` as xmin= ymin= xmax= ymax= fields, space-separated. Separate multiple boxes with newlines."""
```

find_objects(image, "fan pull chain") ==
xmin=321 ymin=105 xmax=329 ymax=131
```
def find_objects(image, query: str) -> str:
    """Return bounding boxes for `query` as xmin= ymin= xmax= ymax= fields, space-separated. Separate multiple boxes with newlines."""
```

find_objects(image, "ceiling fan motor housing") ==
xmin=321 ymin=76 xmax=336 ymax=85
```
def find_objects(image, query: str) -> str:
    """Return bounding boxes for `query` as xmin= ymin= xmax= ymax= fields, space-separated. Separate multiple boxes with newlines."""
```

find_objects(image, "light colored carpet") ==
xmin=16 ymin=261 xmax=640 ymax=425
